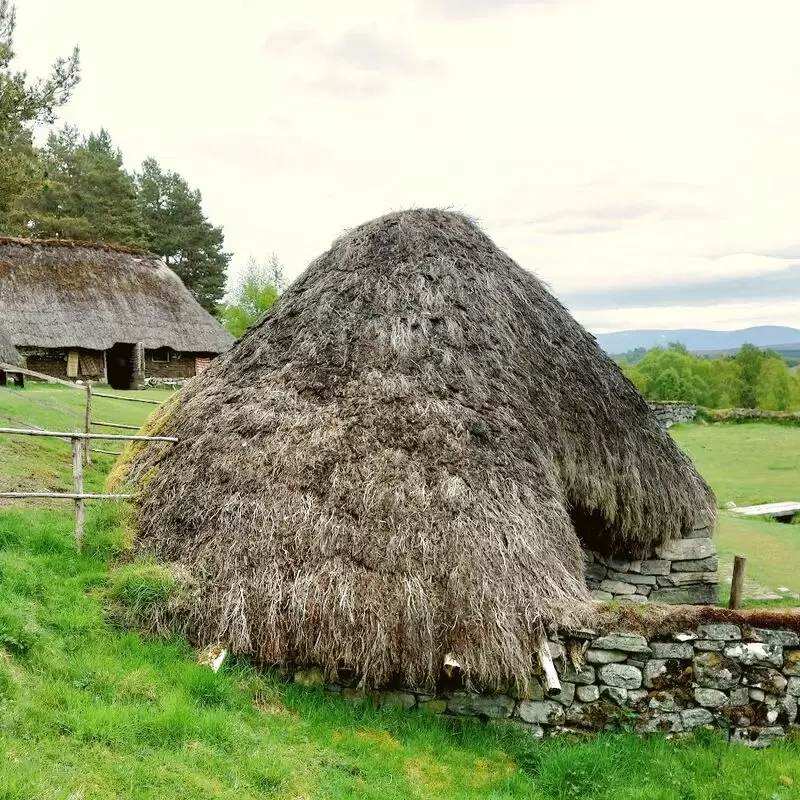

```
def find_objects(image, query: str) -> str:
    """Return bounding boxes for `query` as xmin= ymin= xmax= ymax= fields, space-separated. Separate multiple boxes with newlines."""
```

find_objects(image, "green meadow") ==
xmin=0 ymin=385 xmax=798 ymax=799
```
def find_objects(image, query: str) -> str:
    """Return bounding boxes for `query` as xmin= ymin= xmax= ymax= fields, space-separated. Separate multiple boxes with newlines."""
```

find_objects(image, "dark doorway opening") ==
xmin=107 ymin=343 xmax=135 ymax=390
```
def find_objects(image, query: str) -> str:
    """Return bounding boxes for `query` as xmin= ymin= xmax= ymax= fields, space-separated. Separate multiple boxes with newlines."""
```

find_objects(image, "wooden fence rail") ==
xmin=0 ymin=426 xmax=177 ymax=552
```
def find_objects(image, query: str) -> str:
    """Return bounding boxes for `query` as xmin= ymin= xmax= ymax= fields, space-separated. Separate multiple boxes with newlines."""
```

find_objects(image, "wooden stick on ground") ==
xmin=537 ymin=639 xmax=562 ymax=696
xmin=729 ymin=555 xmax=747 ymax=610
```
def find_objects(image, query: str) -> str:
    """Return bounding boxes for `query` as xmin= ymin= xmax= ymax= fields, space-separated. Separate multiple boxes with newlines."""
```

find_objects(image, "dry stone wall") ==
xmin=648 ymin=402 xmax=697 ymax=428
xmin=584 ymin=520 xmax=719 ymax=605
xmin=302 ymin=617 xmax=800 ymax=748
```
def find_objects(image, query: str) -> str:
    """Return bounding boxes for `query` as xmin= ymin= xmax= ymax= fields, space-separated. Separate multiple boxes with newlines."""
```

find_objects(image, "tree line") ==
xmin=618 ymin=344 xmax=800 ymax=411
xmin=0 ymin=1 xmax=282 ymax=330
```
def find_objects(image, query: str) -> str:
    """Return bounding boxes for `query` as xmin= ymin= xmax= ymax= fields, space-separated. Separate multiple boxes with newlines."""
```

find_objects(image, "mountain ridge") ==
xmin=594 ymin=326 xmax=800 ymax=354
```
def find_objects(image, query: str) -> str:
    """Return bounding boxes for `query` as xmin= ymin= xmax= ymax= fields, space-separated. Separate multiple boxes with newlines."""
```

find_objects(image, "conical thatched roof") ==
xmin=115 ymin=208 xmax=715 ymax=691
xmin=0 ymin=323 xmax=21 ymax=366
xmin=0 ymin=238 xmax=232 ymax=353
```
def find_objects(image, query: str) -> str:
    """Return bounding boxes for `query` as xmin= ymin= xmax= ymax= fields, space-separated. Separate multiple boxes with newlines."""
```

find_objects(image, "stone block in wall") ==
xmin=599 ymin=580 xmax=637 ymax=595
xmin=731 ymin=727 xmax=786 ymax=748
xmin=744 ymin=667 xmax=788 ymax=695
xmin=563 ymin=664 xmax=596 ymax=685
xmin=747 ymin=630 xmax=800 ymax=647
xmin=576 ymin=685 xmax=600 ymax=703
xmin=377 ymin=691 xmax=416 ymax=710
xmin=600 ymin=685 xmax=628 ymax=704
xmin=585 ymin=563 xmax=608 ymax=583
xmin=607 ymin=570 xmax=657 ymax=585
xmin=598 ymin=664 xmax=643 ymax=689
xmin=724 ymin=643 xmax=783 ymax=668
xmin=589 ymin=590 xmax=613 ymax=601
xmin=784 ymin=650 xmax=800 ymax=675
xmin=447 ymin=692 xmax=515 ymax=718
xmin=639 ymin=560 xmax=671 ymax=576
xmin=654 ymin=537 xmax=715 ymax=561
xmin=586 ymin=649 xmax=628 ymax=664
xmin=592 ymin=634 xmax=651 ymax=654
xmin=680 ymin=708 xmax=715 ymax=729
xmin=693 ymin=651 xmax=742 ymax=690
xmin=697 ymin=623 xmax=742 ymax=641
xmin=694 ymin=688 xmax=729 ymax=708
xmin=650 ymin=642 xmax=693 ymax=660
xmin=670 ymin=557 xmax=718 ymax=572
xmin=786 ymin=678 xmax=800 ymax=697
xmin=650 ymin=584 xmax=719 ymax=604
xmin=636 ymin=713 xmax=682 ymax=734
xmin=517 ymin=700 xmax=565 ymax=725
xmin=656 ymin=572 xmax=718 ymax=587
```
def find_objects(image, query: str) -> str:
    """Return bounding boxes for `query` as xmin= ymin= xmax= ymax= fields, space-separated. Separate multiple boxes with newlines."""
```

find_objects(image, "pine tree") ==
xmin=0 ymin=0 xmax=79 ymax=234
xmin=25 ymin=127 xmax=147 ymax=246
xmin=136 ymin=157 xmax=230 ymax=312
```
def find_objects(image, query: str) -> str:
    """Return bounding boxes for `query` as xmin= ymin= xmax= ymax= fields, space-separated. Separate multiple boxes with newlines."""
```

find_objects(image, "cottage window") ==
xmin=151 ymin=349 xmax=171 ymax=363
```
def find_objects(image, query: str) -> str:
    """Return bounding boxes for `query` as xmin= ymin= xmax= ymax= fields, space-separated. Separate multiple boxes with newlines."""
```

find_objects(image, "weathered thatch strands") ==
xmin=114 ymin=208 xmax=716 ymax=692
xmin=0 ymin=324 xmax=22 ymax=386
xmin=0 ymin=324 xmax=20 ymax=366
xmin=0 ymin=238 xmax=232 ymax=388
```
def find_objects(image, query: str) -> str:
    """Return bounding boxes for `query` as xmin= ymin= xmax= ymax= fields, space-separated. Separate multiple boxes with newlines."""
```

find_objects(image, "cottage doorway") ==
xmin=107 ymin=343 xmax=135 ymax=390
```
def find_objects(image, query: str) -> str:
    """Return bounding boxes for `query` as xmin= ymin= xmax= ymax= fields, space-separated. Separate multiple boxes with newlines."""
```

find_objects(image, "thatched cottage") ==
xmin=0 ymin=238 xmax=233 ymax=389
xmin=113 ymin=209 xmax=716 ymax=692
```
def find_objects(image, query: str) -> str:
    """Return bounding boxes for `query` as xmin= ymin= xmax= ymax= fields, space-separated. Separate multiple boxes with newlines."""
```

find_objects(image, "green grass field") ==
xmin=671 ymin=423 xmax=800 ymax=600
xmin=0 ymin=386 xmax=799 ymax=798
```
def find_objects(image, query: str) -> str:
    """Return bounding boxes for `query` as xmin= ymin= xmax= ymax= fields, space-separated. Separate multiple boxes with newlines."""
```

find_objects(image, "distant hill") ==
xmin=595 ymin=326 xmax=800 ymax=355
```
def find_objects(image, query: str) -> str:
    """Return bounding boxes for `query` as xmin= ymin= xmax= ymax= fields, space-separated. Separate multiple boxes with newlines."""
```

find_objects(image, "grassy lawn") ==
xmin=1 ymin=508 xmax=798 ymax=799
xmin=0 ymin=384 xmax=176 ymax=495
xmin=671 ymin=423 xmax=800 ymax=599
xmin=1 ymin=387 xmax=799 ymax=797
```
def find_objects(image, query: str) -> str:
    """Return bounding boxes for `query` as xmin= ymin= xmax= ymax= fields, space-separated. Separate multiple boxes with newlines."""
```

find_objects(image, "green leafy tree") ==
xmin=756 ymin=357 xmax=792 ymax=411
xmin=25 ymin=127 xmax=146 ymax=246
xmin=136 ymin=157 xmax=230 ymax=312
xmin=0 ymin=0 xmax=79 ymax=233
xmin=221 ymin=255 xmax=286 ymax=337
xmin=734 ymin=344 xmax=767 ymax=409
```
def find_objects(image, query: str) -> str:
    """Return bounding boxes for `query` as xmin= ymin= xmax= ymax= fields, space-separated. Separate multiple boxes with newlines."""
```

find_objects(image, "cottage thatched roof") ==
xmin=0 ymin=238 xmax=233 ymax=353
xmin=0 ymin=323 xmax=21 ymax=366
xmin=113 ymin=209 xmax=716 ymax=691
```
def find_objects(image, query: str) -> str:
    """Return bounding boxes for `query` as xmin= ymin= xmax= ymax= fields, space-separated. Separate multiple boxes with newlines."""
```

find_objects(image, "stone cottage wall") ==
xmin=583 ymin=519 xmax=718 ymax=605
xmin=648 ymin=402 xmax=697 ymax=428
xmin=304 ymin=618 xmax=800 ymax=748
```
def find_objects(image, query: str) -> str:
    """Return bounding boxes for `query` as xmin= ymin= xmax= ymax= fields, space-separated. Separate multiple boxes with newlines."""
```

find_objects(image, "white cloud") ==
xmin=13 ymin=0 xmax=800 ymax=332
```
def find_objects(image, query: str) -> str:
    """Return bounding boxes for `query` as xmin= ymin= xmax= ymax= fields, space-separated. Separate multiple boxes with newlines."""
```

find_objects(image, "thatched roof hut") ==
xmin=115 ymin=209 xmax=715 ymax=691
xmin=0 ymin=238 xmax=232 ymax=354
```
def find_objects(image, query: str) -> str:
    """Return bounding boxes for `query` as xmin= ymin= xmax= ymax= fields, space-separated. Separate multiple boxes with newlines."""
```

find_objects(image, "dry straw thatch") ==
xmin=0 ymin=238 xmax=232 ymax=353
xmin=116 ymin=208 xmax=716 ymax=692
xmin=0 ymin=323 xmax=21 ymax=366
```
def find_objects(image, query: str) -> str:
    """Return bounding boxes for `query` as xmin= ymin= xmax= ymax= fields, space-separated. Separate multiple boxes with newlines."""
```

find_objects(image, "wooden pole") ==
xmin=72 ymin=435 xmax=85 ymax=552
xmin=90 ymin=420 xmax=140 ymax=430
xmin=0 ymin=427 xmax=177 ymax=442
xmin=0 ymin=492 xmax=131 ymax=500
xmin=83 ymin=382 xmax=93 ymax=465
xmin=537 ymin=639 xmax=562 ymax=696
xmin=729 ymin=555 xmax=747 ymax=609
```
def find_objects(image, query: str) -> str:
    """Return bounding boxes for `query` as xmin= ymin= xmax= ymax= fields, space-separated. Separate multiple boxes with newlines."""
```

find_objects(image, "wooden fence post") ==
xmin=72 ymin=435 xmax=85 ymax=552
xmin=83 ymin=382 xmax=93 ymax=465
xmin=729 ymin=555 xmax=747 ymax=609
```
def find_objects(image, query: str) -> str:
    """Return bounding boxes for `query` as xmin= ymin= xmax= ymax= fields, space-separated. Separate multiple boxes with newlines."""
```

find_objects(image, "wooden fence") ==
xmin=0 ymin=362 xmax=176 ymax=552
xmin=0 ymin=427 xmax=177 ymax=552
xmin=0 ymin=361 xmax=163 ymax=463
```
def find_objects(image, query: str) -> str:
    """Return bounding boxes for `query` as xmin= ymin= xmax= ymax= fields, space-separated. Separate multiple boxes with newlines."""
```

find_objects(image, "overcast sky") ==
xmin=15 ymin=0 xmax=800 ymax=333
